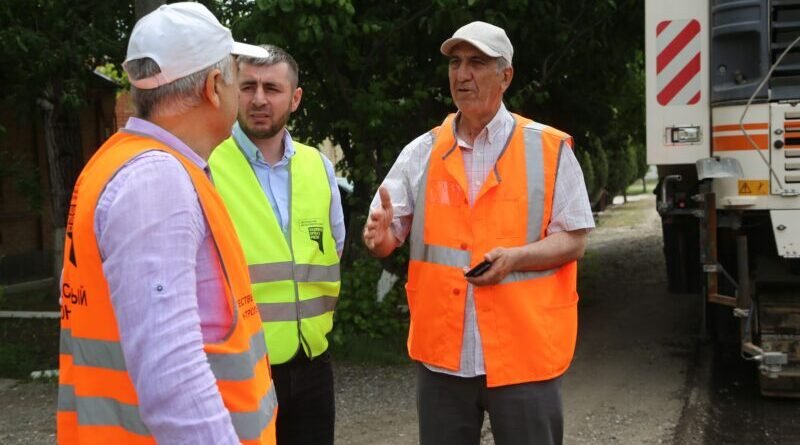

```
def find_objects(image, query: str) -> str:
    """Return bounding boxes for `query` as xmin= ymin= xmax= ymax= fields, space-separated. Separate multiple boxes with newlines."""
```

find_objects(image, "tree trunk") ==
xmin=135 ymin=0 xmax=165 ymax=20
xmin=40 ymin=96 xmax=82 ymax=280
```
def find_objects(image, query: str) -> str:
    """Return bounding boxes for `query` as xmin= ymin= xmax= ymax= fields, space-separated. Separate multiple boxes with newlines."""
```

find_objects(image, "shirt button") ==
xmin=460 ymin=243 xmax=469 ymax=250
xmin=453 ymin=289 xmax=461 ymax=296
xmin=156 ymin=285 xmax=164 ymax=292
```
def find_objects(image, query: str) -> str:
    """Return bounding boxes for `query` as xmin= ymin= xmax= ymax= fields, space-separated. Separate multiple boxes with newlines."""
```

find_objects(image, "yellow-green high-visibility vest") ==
xmin=209 ymin=137 xmax=341 ymax=364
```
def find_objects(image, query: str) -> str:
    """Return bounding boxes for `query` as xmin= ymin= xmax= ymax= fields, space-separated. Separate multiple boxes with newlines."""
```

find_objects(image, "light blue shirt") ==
xmin=231 ymin=122 xmax=346 ymax=253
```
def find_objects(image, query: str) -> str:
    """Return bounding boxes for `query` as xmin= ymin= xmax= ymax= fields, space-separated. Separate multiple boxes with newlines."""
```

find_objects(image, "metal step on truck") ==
xmin=646 ymin=0 xmax=800 ymax=396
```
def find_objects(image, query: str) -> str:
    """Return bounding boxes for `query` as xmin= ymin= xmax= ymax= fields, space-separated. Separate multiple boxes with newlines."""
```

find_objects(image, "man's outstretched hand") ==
xmin=363 ymin=187 xmax=396 ymax=257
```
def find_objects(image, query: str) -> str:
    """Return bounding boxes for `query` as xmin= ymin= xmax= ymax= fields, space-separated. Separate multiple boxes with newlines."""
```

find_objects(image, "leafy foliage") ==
xmin=96 ymin=62 xmax=131 ymax=91
xmin=576 ymin=149 xmax=596 ymax=199
xmin=332 ymin=245 xmax=409 ymax=348
xmin=0 ymin=150 xmax=43 ymax=212
xmin=0 ymin=0 xmax=134 ymax=228
xmin=0 ymin=318 xmax=60 ymax=379
xmin=0 ymin=1 xmax=132 ymax=115
xmin=606 ymin=143 xmax=638 ymax=199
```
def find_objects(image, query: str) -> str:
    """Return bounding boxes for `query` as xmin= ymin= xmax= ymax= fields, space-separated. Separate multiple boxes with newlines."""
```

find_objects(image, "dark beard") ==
xmin=238 ymin=109 xmax=291 ymax=140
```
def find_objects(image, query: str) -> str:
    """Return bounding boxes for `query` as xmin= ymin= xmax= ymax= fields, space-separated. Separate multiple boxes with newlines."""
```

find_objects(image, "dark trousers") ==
xmin=271 ymin=350 xmax=335 ymax=445
xmin=417 ymin=363 xmax=563 ymax=445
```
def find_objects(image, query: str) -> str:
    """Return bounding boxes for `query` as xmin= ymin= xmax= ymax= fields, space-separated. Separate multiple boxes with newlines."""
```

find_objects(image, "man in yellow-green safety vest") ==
xmin=209 ymin=44 xmax=345 ymax=445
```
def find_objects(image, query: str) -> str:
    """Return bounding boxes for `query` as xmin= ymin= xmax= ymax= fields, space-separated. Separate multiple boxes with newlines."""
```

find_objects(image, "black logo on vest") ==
xmin=300 ymin=218 xmax=325 ymax=254
xmin=308 ymin=226 xmax=324 ymax=253
xmin=65 ymin=186 xmax=79 ymax=267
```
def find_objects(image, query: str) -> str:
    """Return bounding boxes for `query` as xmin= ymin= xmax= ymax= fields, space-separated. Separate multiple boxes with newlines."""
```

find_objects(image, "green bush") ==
xmin=605 ymin=143 xmax=639 ymax=198
xmin=593 ymin=144 xmax=609 ymax=198
xmin=576 ymin=149 xmax=596 ymax=199
xmin=332 ymin=243 xmax=409 ymax=363
xmin=0 ymin=318 xmax=59 ymax=379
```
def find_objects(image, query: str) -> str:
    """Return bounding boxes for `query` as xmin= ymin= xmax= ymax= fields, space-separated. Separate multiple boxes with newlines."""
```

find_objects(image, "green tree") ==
xmin=231 ymin=0 xmax=644 ymax=230
xmin=593 ymin=144 xmax=609 ymax=205
xmin=576 ymin=149 xmax=596 ymax=200
xmin=605 ymin=142 xmax=637 ymax=202
xmin=0 ymin=0 xmax=133 ymax=274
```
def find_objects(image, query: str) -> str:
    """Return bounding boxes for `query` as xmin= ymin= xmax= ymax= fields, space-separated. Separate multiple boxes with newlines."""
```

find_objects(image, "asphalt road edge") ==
xmin=671 ymin=338 xmax=712 ymax=445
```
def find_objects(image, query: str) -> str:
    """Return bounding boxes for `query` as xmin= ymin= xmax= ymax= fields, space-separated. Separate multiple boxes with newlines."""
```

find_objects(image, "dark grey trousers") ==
xmin=416 ymin=363 xmax=563 ymax=445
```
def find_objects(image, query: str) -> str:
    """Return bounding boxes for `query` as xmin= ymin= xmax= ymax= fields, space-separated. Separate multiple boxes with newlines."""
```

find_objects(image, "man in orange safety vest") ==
xmin=363 ymin=21 xmax=595 ymax=445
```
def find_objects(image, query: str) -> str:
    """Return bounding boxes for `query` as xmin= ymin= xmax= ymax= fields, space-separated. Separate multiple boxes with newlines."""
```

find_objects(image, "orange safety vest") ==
xmin=406 ymin=113 xmax=579 ymax=388
xmin=57 ymin=132 xmax=277 ymax=445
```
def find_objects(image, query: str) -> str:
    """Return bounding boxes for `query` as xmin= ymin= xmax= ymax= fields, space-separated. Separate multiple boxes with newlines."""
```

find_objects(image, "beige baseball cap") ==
xmin=440 ymin=21 xmax=513 ymax=65
xmin=123 ymin=2 xmax=268 ymax=90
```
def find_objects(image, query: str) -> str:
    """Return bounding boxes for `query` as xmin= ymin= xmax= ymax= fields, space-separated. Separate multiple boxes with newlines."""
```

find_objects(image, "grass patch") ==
xmin=0 ymin=286 xmax=58 ymax=311
xmin=0 ymin=317 xmax=59 ymax=378
xmin=330 ymin=333 xmax=410 ymax=365
xmin=595 ymin=197 xmax=655 ymax=229
xmin=625 ymin=178 xmax=658 ymax=196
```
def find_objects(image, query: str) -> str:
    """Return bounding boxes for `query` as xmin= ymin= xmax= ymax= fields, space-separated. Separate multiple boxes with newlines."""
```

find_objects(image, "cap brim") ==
xmin=440 ymin=38 xmax=501 ymax=58
xmin=232 ymin=41 xmax=269 ymax=59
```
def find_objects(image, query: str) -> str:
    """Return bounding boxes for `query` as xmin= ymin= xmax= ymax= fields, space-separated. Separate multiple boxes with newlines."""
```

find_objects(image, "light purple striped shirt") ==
xmin=93 ymin=117 xmax=239 ymax=444
xmin=370 ymin=103 xmax=595 ymax=377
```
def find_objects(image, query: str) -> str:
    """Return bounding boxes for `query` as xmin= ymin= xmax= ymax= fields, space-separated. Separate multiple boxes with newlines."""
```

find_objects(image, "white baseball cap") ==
xmin=440 ymin=21 xmax=514 ymax=65
xmin=123 ymin=2 xmax=268 ymax=90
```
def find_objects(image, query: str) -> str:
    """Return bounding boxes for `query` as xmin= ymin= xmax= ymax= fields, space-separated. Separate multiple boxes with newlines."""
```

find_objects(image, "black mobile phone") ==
xmin=465 ymin=260 xmax=492 ymax=278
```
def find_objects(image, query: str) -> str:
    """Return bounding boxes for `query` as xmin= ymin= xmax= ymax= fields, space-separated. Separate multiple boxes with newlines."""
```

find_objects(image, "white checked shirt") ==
xmin=370 ymin=103 xmax=595 ymax=377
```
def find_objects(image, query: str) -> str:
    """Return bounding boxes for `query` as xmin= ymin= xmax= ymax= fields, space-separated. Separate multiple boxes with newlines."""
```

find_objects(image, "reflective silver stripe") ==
xmin=295 ymin=263 xmax=340 ymax=282
xmin=63 ymin=327 xmax=269 ymax=383
xmin=60 ymin=328 xmax=73 ymax=355
xmin=62 ymin=331 xmax=127 ymax=371
xmin=257 ymin=295 xmax=337 ymax=322
xmin=63 ymin=386 xmax=275 ymax=440
xmin=499 ymin=268 xmax=558 ymax=284
xmin=58 ymin=384 xmax=76 ymax=411
xmin=492 ymin=118 xmax=520 ymax=183
xmin=249 ymin=262 xmax=293 ymax=283
xmin=409 ymin=132 xmax=439 ymax=261
xmin=258 ymin=300 xmax=297 ymax=322
xmin=77 ymin=396 xmax=150 ymax=436
xmin=415 ymin=244 xmax=471 ymax=268
xmin=207 ymin=330 xmax=267 ymax=381
xmin=230 ymin=382 xmax=278 ymax=440
xmin=523 ymin=124 xmax=546 ymax=244
xmin=249 ymin=262 xmax=340 ymax=284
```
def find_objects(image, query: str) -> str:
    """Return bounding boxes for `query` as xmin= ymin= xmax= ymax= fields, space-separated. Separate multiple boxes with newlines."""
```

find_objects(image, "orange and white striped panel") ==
xmin=656 ymin=19 xmax=701 ymax=106
xmin=712 ymin=123 xmax=769 ymax=151
xmin=784 ymin=121 xmax=800 ymax=149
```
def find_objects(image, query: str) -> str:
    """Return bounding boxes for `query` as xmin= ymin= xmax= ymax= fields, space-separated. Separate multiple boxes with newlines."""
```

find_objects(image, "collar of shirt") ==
xmin=124 ymin=117 xmax=208 ymax=171
xmin=455 ymin=102 xmax=513 ymax=150
xmin=231 ymin=121 xmax=296 ymax=167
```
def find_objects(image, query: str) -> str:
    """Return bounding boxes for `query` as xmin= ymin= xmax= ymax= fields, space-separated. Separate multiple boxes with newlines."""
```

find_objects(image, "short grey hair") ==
xmin=127 ymin=55 xmax=235 ymax=119
xmin=496 ymin=56 xmax=511 ymax=73
xmin=237 ymin=44 xmax=299 ymax=88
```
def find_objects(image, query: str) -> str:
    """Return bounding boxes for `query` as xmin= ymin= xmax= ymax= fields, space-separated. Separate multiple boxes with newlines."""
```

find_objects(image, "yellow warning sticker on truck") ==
xmin=738 ymin=180 xmax=769 ymax=195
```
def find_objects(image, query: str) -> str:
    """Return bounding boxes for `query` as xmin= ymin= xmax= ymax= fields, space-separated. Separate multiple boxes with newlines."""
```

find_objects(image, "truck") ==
xmin=646 ymin=0 xmax=800 ymax=396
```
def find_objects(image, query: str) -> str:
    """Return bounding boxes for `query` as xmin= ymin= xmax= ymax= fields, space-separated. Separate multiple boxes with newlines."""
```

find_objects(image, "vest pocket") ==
xmin=491 ymin=197 xmax=525 ymax=241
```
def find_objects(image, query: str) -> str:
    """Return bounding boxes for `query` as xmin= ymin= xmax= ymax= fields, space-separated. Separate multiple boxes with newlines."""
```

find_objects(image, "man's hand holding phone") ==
xmin=465 ymin=260 xmax=493 ymax=278
xmin=464 ymin=247 xmax=519 ymax=286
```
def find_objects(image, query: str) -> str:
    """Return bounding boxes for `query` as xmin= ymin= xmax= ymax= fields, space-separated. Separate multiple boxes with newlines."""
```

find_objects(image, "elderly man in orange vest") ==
xmin=57 ymin=3 xmax=277 ymax=444
xmin=363 ymin=21 xmax=594 ymax=445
